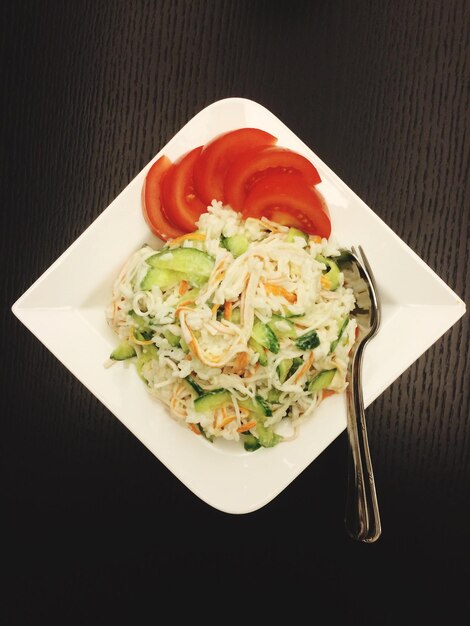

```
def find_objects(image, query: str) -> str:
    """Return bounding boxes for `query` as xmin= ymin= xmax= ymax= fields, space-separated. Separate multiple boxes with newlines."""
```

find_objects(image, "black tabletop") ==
xmin=2 ymin=1 xmax=469 ymax=624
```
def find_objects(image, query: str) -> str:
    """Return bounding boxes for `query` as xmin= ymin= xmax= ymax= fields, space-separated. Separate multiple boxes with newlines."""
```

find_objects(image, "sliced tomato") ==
xmin=225 ymin=146 xmax=322 ymax=212
xmin=161 ymin=146 xmax=207 ymax=232
xmin=242 ymin=171 xmax=331 ymax=238
xmin=143 ymin=155 xmax=184 ymax=241
xmin=193 ymin=128 xmax=277 ymax=205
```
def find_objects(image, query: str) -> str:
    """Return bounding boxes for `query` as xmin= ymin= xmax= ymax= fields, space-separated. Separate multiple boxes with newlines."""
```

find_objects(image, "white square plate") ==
xmin=12 ymin=98 xmax=465 ymax=514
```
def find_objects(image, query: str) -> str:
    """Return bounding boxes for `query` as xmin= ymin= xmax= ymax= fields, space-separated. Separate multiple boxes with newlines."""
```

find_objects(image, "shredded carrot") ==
xmin=322 ymin=389 xmax=337 ymax=399
xmin=208 ymin=259 xmax=227 ymax=285
xmin=175 ymin=301 xmax=195 ymax=316
xmin=215 ymin=405 xmax=236 ymax=428
xmin=169 ymin=232 xmax=206 ymax=247
xmin=264 ymin=283 xmax=297 ymax=304
xmin=187 ymin=327 xmax=220 ymax=364
xmin=239 ymin=274 xmax=250 ymax=320
xmin=310 ymin=235 xmax=322 ymax=243
xmin=234 ymin=351 xmax=249 ymax=372
xmin=224 ymin=301 xmax=232 ymax=320
xmin=188 ymin=423 xmax=201 ymax=435
xmin=178 ymin=280 xmax=189 ymax=295
xmin=237 ymin=421 xmax=257 ymax=433
xmin=320 ymin=275 xmax=331 ymax=290
xmin=211 ymin=303 xmax=219 ymax=316
xmin=294 ymin=351 xmax=315 ymax=382
xmin=220 ymin=416 xmax=236 ymax=429
xmin=129 ymin=327 xmax=154 ymax=345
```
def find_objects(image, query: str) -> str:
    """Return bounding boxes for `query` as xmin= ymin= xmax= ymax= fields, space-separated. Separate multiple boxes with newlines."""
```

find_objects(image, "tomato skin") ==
xmin=242 ymin=171 xmax=331 ymax=238
xmin=193 ymin=128 xmax=277 ymax=205
xmin=225 ymin=146 xmax=322 ymax=212
xmin=143 ymin=156 xmax=185 ymax=241
xmin=161 ymin=146 xmax=207 ymax=232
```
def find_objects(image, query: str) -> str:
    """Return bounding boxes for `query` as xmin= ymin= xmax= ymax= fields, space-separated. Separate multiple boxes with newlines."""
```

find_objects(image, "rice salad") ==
xmin=106 ymin=202 xmax=356 ymax=451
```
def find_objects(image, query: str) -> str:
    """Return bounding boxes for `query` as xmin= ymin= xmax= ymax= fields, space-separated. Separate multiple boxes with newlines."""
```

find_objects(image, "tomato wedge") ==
xmin=161 ymin=146 xmax=207 ymax=232
xmin=143 ymin=155 xmax=184 ymax=241
xmin=225 ymin=146 xmax=322 ymax=211
xmin=193 ymin=128 xmax=277 ymax=205
xmin=242 ymin=171 xmax=331 ymax=238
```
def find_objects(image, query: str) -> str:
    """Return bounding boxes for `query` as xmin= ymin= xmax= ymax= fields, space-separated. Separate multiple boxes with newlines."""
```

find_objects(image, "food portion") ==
xmin=109 ymin=127 xmax=355 ymax=450
xmin=142 ymin=127 xmax=330 ymax=240
xmin=107 ymin=204 xmax=356 ymax=451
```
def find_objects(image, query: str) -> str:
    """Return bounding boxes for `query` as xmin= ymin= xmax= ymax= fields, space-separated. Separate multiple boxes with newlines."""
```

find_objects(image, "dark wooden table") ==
xmin=2 ymin=1 xmax=469 ymax=623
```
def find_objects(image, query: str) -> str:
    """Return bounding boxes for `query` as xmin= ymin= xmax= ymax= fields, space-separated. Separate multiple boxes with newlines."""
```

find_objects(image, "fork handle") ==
xmin=345 ymin=345 xmax=382 ymax=542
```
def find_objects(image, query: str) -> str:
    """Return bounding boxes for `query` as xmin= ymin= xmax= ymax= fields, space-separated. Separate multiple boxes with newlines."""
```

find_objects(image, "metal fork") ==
xmin=339 ymin=246 xmax=382 ymax=543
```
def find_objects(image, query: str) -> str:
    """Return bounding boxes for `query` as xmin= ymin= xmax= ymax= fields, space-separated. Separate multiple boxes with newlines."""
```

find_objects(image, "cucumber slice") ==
xmin=141 ymin=267 xmax=184 ymax=290
xmin=330 ymin=318 xmax=349 ymax=353
xmin=288 ymin=357 xmax=304 ymax=378
xmin=277 ymin=358 xmax=293 ymax=383
xmin=230 ymin=308 xmax=241 ymax=324
xmin=335 ymin=250 xmax=353 ymax=264
xmin=286 ymin=227 xmax=308 ymax=243
xmin=308 ymin=369 xmax=337 ymax=393
xmin=136 ymin=344 xmax=157 ymax=381
xmin=221 ymin=234 xmax=249 ymax=257
xmin=163 ymin=330 xmax=180 ymax=347
xmin=195 ymin=423 xmax=214 ymax=442
xmin=185 ymin=376 xmax=204 ymax=396
xmin=110 ymin=341 xmax=136 ymax=361
xmin=277 ymin=356 xmax=305 ymax=383
xmin=239 ymin=395 xmax=272 ymax=419
xmin=268 ymin=315 xmax=297 ymax=339
xmin=135 ymin=329 xmax=153 ymax=342
xmin=254 ymin=395 xmax=272 ymax=418
xmin=179 ymin=337 xmax=189 ymax=354
xmin=129 ymin=311 xmax=153 ymax=340
xmin=147 ymin=248 xmax=215 ymax=283
xmin=248 ymin=337 xmax=268 ymax=366
xmin=295 ymin=329 xmax=320 ymax=350
xmin=129 ymin=310 xmax=148 ymax=327
xmin=243 ymin=434 xmax=261 ymax=452
xmin=239 ymin=396 xmax=281 ymax=448
xmin=194 ymin=389 xmax=232 ymax=413
xmin=256 ymin=421 xmax=282 ymax=448
xmin=316 ymin=254 xmax=341 ymax=290
xmin=251 ymin=319 xmax=279 ymax=354
xmin=267 ymin=389 xmax=282 ymax=403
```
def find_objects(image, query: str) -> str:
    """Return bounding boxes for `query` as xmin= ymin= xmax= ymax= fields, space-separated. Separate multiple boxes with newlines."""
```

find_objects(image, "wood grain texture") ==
xmin=1 ymin=1 xmax=469 ymax=623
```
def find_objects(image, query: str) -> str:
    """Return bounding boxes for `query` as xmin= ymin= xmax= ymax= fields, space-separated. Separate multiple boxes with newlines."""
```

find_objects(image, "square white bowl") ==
xmin=12 ymin=98 xmax=465 ymax=514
